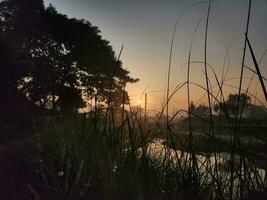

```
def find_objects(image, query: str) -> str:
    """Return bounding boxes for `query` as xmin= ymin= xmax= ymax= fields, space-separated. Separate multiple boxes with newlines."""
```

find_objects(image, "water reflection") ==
xmin=138 ymin=138 xmax=266 ymax=194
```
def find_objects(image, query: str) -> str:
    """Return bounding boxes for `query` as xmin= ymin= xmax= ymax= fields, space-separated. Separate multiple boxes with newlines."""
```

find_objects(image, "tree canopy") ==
xmin=213 ymin=93 xmax=251 ymax=117
xmin=0 ymin=0 xmax=138 ymax=115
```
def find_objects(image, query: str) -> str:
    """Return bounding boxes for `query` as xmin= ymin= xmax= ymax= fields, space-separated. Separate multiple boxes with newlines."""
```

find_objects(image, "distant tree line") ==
xmin=189 ymin=93 xmax=267 ymax=120
xmin=0 ymin=0 xmax=138 ymax=122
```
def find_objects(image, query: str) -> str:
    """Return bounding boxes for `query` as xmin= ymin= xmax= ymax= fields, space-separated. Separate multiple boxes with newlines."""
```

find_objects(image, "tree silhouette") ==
xmin=190 ymin=102 xmax=210 ymax=118
xmin=0 ymin=0 xmax=138 ymax=114
xmin=213 ymin=93 xmax=251 ymax=117
xmin=0 ymin=32 xmax=33 ymax=123
xmin=226 ymin=93 xmax=251 ymax=116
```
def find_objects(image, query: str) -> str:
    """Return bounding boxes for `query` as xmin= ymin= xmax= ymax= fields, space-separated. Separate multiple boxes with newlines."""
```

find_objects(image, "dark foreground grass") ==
xmin=29 ymin=110 xmax=267 ymax=200
xmin=31 ymin=113 xmax=206 ymax=200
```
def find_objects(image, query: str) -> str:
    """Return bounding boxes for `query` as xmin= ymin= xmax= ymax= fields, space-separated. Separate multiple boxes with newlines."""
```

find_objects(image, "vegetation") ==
xmin=0 ymin=0 xmax=138 ymax=119
xmin=0 ymin=0 xmax=266 ymax=200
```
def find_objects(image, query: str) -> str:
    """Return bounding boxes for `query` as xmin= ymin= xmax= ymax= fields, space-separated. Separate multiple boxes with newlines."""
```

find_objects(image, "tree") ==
xmin=0 ymin=32 xmax=34 ymax=123
xmin=0 ymin=0 xmax=138 ymax=113
xmin=213 ymin=93 xmax=251 ymax=117
xmin=189 ymin=101 xmax=209 ymax=118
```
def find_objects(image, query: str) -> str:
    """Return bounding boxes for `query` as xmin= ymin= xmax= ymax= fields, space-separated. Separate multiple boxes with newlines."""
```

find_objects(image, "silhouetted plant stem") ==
xmin=236 ymin=0 xmax=251 ymax=123
xmin=245 ymin=35 xmax=267 ymax=102
xmin=204 ymin=0 xmax=213 ymax=136
xmin=244 ymin=64 xmax=267 ymax=81
xmin=203 ymin=0 xmax=220 ymax=190
xmin=187 ymin=19 xmax=201 ymax=172
xmin=166 ymin=0 xmax=212 ymax=137
xmin=232 ymin=0 xmax=251 ymax=198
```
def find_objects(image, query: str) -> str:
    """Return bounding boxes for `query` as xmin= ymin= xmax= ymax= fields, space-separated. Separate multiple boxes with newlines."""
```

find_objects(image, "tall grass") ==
xmin=31 ymin=102 xmax=266 ymax=200
xmin=30 ymin=0 xmax=267 ymax=199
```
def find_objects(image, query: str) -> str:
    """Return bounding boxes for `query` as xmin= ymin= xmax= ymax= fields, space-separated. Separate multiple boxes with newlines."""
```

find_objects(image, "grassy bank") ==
xmin=29 ymin=110 xmax=267 ymax=200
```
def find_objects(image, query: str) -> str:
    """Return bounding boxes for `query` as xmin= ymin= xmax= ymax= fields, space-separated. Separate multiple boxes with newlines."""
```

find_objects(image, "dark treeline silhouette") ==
xmin=188 ymin=93 xmax=267 ymax=119
xmin=0 ymin=0 xmax=138 ymax=124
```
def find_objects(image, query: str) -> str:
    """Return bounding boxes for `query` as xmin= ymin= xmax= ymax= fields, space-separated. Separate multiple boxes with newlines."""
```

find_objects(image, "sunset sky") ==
xmin=43 ymin=0 xmax=267 ymax=114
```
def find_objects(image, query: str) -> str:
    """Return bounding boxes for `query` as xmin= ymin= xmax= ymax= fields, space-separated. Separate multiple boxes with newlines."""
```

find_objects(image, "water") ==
xmin=137 ymin=138 xmax=266 ymax=196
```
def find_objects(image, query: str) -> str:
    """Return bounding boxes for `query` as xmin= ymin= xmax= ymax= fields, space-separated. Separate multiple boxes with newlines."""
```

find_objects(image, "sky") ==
xmin=43 ymin=0 xmax=267 ymax=114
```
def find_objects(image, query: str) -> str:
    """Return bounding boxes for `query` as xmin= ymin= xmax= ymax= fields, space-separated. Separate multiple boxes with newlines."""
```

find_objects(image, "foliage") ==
xmin=189 ymin=101 xmax=209 ymax=118
xmin=213 ymin=93 xmax=251 ymax=117
xmin=0 ymin=0 xmax=138 ymax=113
xmin=32 ymin=109 xmax=267 ymax=200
